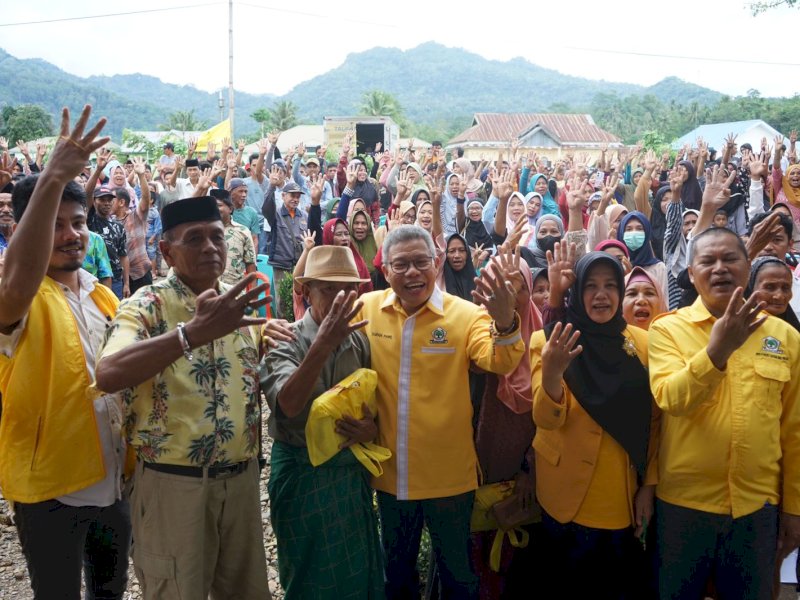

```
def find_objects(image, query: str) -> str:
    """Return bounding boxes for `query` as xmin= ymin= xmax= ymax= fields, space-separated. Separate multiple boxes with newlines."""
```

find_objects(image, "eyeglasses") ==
xmin=386 ymin=256 xmax=434 ymax=274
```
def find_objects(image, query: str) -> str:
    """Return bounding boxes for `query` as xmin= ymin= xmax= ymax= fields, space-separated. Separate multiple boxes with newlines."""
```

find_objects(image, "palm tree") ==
xmin=160 ymin=109 xmax=207 ymax=132
xmin=359 ymin=90 xmax=403 ymax=120
xmin=269 ymin=101 xmax=298 ymax=131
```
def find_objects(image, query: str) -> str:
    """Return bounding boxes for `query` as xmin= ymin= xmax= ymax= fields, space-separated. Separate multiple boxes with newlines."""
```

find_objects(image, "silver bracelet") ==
xmin=176 ymin=322 xmax=194 ymax=361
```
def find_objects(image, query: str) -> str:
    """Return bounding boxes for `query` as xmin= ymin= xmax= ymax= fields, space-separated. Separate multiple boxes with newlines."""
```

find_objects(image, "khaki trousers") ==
xmin=130 ymin=460 xmax=270 ymax=599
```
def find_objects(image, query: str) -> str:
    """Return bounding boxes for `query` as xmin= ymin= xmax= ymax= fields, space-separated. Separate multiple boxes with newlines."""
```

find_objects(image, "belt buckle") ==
xmin=212 ymin=461 xmax=246 ymax=480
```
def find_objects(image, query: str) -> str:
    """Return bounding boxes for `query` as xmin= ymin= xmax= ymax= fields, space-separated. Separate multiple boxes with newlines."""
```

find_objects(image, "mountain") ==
xmin=282 ymin=43 xmax=722 ymax=122
xmin=0 ymin=43 xmax=723 ymax=141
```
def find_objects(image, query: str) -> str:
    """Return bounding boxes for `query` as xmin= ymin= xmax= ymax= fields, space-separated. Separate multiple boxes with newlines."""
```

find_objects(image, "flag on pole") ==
xmin=195 ymin=118 xmax=232 ymax=153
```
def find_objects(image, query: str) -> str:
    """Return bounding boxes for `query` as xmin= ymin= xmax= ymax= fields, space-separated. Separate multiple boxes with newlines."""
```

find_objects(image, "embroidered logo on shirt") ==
xmin=430 ymin=327 xmax=448 ymax=344
xmin=761 ymin=336 xmax=784 ymax=355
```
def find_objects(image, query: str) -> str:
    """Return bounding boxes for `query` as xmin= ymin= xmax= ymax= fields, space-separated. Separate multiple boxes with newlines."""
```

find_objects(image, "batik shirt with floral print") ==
xmin=98 ymin=273 xmax=262 ymax=466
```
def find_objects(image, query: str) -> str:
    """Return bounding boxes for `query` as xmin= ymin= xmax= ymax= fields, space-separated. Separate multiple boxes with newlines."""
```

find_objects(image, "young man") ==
xmin=649 ymin=226 xmax=800 ymax=599
xmin=112 ymin=157 xmax=152 ymax=295
xmin=87 ymin=185 xmax=130 ymax=299
xmin=0 ymin=106 xmax=131 ymax=599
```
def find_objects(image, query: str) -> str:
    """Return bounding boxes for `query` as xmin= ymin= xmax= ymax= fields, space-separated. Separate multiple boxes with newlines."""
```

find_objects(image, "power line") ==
xmin=0 ymin=2 xmax=223 ymax=27
xmin=566 ymin=46 xmax=800 ymax=67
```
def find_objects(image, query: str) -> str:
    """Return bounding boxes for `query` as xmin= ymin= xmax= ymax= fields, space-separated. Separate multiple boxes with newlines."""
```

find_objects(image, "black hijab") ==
xmin=649 ymin=185 xmax=670 ymax=260
xmin=679 ymin=161 xmax=703 ymax=211
xmin=746 ymin=256 xmax=800 ymax=332
xmin=442 ymin=234 xmax=476 ymax=301
xmin=544 ymin=252 xmax=653 ymax=477
xmin=463 ymin=201 xmax=494 ymax=251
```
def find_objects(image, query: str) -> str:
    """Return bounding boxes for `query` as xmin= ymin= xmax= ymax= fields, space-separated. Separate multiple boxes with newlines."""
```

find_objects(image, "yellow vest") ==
xmin=0 ymin=277 xmax=119 ymax=503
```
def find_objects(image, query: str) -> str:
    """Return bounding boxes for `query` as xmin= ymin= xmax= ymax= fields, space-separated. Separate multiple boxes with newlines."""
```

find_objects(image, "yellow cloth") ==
xmin=354 ymin=286 xmax=525 ymax=500
xmin=573 ymin=431 xmax=631 ymax=529
xmin=649 ymin=298 xmax=800 ymax=517
xmin=470 ymin=481 xmax=530 ymax=572
xmin=782 ymin=164 xmax=800 ymax=208
xmin=305 ymin=368 xmax=391 ymax=476
xmin=0 ymin=277 xmax=118 ymax=503
xmin=98 ymin=273 xmax=262 ymax=466
xmin=195 ymin=118 xmax=232 ymax=154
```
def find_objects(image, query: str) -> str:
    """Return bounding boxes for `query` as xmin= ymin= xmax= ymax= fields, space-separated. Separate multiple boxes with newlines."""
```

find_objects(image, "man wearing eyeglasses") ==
xmin=354 ymin=225 xmax=525 ymax=599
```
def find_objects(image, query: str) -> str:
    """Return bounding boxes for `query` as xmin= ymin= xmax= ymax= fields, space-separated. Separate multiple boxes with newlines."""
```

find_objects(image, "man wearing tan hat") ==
xmin=262 ymin=245 xmax=384 ymax=597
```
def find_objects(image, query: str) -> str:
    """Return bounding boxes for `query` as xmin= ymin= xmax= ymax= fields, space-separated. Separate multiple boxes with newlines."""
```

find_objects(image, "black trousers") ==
xmin=14 ymin=497 xmax=132 ymax=600
xmin=129 ymin=270 xmax=153 ymax=295
xmin=656 ymin=499 xmax=778 ymax=600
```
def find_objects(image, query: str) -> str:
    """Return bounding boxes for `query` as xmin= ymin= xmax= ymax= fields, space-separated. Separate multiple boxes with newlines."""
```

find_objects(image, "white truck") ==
xmin=323 ymin=116 xmax=400 ymax=157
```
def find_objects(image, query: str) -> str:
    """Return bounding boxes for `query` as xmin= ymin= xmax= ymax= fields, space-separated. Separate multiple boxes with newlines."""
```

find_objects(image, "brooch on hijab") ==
xmin=622 ymin=337 xmax=638 ymax=357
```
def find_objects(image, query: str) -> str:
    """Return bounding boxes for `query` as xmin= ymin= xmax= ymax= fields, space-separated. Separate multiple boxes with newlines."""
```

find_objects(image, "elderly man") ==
xmin=96 ymin=195 xmax=280 ymax=599
xmin=263 ymin=245 xmax=384 ymax=598
xmin=354 ymin=224 xmax=525 ymax=599
xmin=649 ymin=225 xmax=800 ymax=599
xmin=0 ymin=106 xmax=131 ymax=599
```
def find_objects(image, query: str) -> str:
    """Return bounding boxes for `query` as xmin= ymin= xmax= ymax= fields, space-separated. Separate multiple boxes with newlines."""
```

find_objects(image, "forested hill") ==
xmin=0 ymin=43 xmax=724 ymax=140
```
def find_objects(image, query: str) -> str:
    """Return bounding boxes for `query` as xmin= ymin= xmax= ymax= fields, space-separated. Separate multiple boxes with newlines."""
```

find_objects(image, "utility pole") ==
xmin=228 ymin=0 xmax=235 ymax=136
xmin=218 ymin=90 xmax=224 ymax=122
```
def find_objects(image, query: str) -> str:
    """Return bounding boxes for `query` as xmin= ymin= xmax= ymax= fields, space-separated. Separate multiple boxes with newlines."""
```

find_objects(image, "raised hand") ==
xmin=195 ymin=168 xmax=213 ymax=192
xmin=316 ymin=290 xmax=368 ymax=351
xmin=471 ymin=257 xmax=517 ymax=331
xmin=131 ymin=155 xmax=147 ymax=176
xmin=706 ymin=287 xmax=767 ymax=370
xmin=471 ymin=243 xmax=490 ymax=269
xmin=566 ymin=176 xmax=589 ymax=211
xmin=505 ymin=214 xmax=529 ymax=249
xmin=237 ymin=138 xmax=246 ymax=152
xmin=0 ymin=137 xmax=7 ymax=152
xmin=297 ymin=142 xmax=306 ymax=157
xmin=46 ymin=105 xmax=109 ymax=183
xmin=187 ymin=137 xmax=197 ymax=156
xmin=345 ymin=163 xmax=358 ymax=187
xmin=309 ymin=174 xmax=324 ymax=205
xmin=268 ymin=165 xmax=283 ymax=187
xmin=748 ymin=156 xmax=767 ymax=180
xmin=701 ymin=165 xmax=736 ymax=210
xmin=396 ymin=169 xmax=410 ymax=199
xmin=746 ymin=212 xmax=783 ymax=260
xmin=185 ymin=273 xmax=269 ymax=346
xmin=267 ymin=129 xmax=280 ymax=146
xmin=542 ymin=321 xmax=583 ymax=376
xmin=493 ymin=168 xmax=514 ymax=203
xmin=16 ymin=140 xmax=30 ymax=158
xmin=0 ymin=152 xmax=18 ymax=189
xmin=301 ymin=229 xmax=316 ymax=251
xmin=547 ymin=239 xmax=577 ymax=305
xmin=342 ymin=132 xmax=353 ymax=156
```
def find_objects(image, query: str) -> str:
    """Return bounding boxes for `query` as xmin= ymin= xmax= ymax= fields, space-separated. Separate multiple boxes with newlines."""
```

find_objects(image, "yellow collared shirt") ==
xmin=649 ymin=298 xmax=800 ymax=517
xmin=354 ymin=286 xmax=525 ymax=500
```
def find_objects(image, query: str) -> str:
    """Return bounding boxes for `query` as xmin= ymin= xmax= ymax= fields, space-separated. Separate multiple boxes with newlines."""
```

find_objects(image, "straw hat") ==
xmin=295 ymin=246 xmax=371 ymax=284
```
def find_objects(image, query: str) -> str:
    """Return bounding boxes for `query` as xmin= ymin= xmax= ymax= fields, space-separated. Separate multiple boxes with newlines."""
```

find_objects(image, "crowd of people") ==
xmin=0 ymin=104 xmax=798 ymax=600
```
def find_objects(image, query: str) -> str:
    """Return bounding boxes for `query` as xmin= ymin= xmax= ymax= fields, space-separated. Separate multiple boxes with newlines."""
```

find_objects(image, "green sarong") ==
xmin=268 ymin=440 xmax=385 ymax=599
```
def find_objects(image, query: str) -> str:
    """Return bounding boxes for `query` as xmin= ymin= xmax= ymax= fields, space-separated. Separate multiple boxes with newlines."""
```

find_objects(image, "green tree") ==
xmin=160 ymin=109 xmax=207 ymax=132
xmin=359 ymin=90 xmax=404 ymax=121
xmin=250 ymin=101 xmax=298 ymax=133
xmin=0 ymin=104 xmax=55 ymax=142
xmin=750 ymin=0 xmax=797 ymax=14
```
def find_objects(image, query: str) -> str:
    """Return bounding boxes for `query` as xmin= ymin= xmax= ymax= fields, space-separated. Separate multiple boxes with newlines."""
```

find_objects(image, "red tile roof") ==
xmin=449 ymin=113 xmax=621 ymax=145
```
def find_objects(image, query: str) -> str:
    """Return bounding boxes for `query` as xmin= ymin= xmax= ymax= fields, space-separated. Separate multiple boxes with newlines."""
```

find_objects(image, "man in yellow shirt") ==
xmin=355 ymin=225 xmax=525 ymax=599
xmin=649 ymin=226 xmax=800 ymax=599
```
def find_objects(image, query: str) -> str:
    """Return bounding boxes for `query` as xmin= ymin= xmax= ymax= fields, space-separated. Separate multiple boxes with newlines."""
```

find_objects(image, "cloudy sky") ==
xmin=1 ymin=0 xmax=798 ymax=98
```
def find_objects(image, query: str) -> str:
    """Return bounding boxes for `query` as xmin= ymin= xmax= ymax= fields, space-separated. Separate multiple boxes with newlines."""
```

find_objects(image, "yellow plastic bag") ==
xmin=470 ymin=481 xmax=531 ymax=572
xmin=305 ymin=368 xmax=392 ymax=477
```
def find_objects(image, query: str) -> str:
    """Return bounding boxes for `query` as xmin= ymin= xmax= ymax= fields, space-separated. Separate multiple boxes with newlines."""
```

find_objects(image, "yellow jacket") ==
xmin=0 ymin=277 xmax=119 ymax=503
xmin=355 ymin=286 xmax=525 ymax=500
xmin=649 ymin=299 xmax=800 ymax=517
xmin=531 ymin=326 xmax=659 ymax=525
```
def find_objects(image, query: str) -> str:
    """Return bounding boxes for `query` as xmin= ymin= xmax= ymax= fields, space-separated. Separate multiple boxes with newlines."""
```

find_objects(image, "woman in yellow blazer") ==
xmin=530 ymin=251 xmax=659 ymax=599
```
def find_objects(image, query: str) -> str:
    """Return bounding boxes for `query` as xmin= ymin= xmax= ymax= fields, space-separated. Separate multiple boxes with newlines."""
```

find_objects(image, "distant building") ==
xmin=672 ymin=120 xmax=785 ymax=154
xmin=447 ymin=113 xmax=622 ymax=162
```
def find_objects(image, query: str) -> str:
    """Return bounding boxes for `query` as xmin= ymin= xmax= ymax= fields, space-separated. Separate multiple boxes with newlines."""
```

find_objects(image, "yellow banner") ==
xmin=195 ymin=119 xmax=232 ymax=153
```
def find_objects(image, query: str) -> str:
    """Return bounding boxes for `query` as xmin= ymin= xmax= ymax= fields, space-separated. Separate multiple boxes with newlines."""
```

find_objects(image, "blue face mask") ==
xmin=623 ymin=231 xmax=646 ymax=251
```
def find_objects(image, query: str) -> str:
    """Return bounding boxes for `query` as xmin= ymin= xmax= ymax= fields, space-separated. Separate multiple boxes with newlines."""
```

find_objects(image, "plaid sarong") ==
xmin=268 ymin=440 xmax=385 ymax=599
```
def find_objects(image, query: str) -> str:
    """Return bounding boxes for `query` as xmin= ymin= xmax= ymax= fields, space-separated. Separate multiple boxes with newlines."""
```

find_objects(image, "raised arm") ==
xmin=85 ymin=148 xmax=112 ymax=208
xmin=132 ymin=157 xmax=151 ymax=219
xmin=0 ymin=106 xmax=108 ymax=331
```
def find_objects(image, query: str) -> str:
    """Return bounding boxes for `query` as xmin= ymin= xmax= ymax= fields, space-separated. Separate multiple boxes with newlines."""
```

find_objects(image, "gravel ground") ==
xmin=0 ymin=419 xmax=284 ymax=600
xmin=1 ymin=408 xmax=798 ymax=600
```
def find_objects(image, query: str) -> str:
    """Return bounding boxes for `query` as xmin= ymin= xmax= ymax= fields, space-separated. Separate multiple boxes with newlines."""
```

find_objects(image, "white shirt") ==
xmin=0 ymin=270 xmax=125 ymax=507
xmin=175 ymin=178 xmax=196 ymax=199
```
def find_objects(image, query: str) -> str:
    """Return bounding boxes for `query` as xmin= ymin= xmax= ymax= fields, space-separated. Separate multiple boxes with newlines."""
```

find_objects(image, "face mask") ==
xmin=538 ymin=235 xmax=561 ymax=253
xmin=623 ymin=231 xmax=646 ymax=251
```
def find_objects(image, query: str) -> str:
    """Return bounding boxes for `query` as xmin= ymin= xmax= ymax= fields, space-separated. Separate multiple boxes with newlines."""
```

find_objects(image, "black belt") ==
xmin=143 ymin=460 xmax=250 ymax=479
